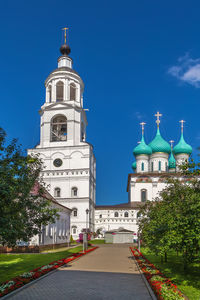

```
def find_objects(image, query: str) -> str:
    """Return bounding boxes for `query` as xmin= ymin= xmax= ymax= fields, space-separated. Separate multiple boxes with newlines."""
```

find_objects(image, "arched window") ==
xmin=71 ymin=187 xmax=78 ymax=197
xmin=70 ymin=83 xmax=76 ymax=101
xmin=51 ymin=115 xmax=67 ymax=142
xmin=114 ymin=212 xmax=119 ymax=217
xmin=151 ymin=162 xmax=154 ymax=172
xmin=54 ymin=187 xmax=61 ymax=197
xmin=165 ymin=162 xmax=168 ymax=172
xmin=56 ymin=81 xmax=64 ymax=102
xmin=72 ymin=208 xmax=78 ymax=217
xmin=48 ymin=85 xmax=52 ymax=102
xmin=159 ymin=161 xmax=161 ymax=171
xmin=141 ymin=189 xmax=147 ymax=202
xmin=124 ymin=211 xmax=129 ymax=218
xmin=99 ymin=214 xmax=102 ymax=219
xmin=141 ymin=162 xmax=144 ymax=171
xmin=72 ymin=226 xmax=77 ymax=234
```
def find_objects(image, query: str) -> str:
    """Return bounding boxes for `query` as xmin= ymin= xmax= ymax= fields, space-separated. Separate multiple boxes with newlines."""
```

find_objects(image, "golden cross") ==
xmin=155 ymin=111 xmax=162 ymax=128
xmin=140 ymin=122 xmax=146 ymax=135
xmin=62 ymin=27 xmax=69 ymax=44
xmin=179 ymin=120 xmax=185 ymax=133
xmin=169 ymin=140 xmax=174 ymax=149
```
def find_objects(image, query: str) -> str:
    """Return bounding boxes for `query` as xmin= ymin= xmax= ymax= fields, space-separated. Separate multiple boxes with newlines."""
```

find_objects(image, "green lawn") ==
xmin=90 ymin=239 xmax=105 ymax=244
xmin=141 ymin=247 xmax=200 ymax=300
xmin=0 ymin=246 xmax=82 ymax=284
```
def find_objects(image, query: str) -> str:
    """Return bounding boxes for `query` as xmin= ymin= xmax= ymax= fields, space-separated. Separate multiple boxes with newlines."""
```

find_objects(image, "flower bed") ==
xmin=130 ymin=247 xmax=185 ymax=300
xmin=0 ymin=246 xmax=98 ymax=298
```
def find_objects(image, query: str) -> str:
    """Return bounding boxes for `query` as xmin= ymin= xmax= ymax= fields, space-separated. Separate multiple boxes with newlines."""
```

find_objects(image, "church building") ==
xmin=94 ymin=113 xmax=192 ymax=236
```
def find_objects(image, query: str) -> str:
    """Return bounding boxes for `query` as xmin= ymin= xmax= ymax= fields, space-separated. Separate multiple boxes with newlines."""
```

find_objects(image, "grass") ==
xmin=0 ymin=246 xmax=82 ymax=284
xmin=90 ymin=239 xmax=105 ymax=244
xmin=141 ymin=247 xmax=200 ymax=300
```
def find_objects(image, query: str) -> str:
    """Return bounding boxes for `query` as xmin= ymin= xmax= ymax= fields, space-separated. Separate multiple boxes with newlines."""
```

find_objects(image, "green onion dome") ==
xmin=148 ymin=128 xmax=171 ymax=154
xmin=133 ymin=135 xmax=152 ymax=156
xmin=173 ymin=133 xmax=192 ymax=155
xmin=168 ymin=151 xmax=176 ymax=169
xmin=132 ymin=161 xmax=137 ymax=170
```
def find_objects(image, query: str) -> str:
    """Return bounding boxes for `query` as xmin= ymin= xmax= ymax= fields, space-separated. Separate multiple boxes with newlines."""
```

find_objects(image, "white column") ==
xmin=52 ymin=80 xmax=56 ymax=102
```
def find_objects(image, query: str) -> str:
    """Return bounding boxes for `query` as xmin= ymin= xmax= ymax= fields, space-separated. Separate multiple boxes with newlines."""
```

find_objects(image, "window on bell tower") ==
xmin=56 ymin=81 xmax=64 ymax=102
xmin=51 ymin=115 xmax=67 ymax=142
xmin=70 ymin=83 xmax=76 ymax=101
xmin=159 ymin=161 xmax=161 ymax=171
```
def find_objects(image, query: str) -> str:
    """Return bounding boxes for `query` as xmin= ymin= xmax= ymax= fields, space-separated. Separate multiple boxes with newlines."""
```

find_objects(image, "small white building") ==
xmin=105 ymin=229 xmax=134 ymax=244
xmin=30 ymin=186 xmax=71 ymax=247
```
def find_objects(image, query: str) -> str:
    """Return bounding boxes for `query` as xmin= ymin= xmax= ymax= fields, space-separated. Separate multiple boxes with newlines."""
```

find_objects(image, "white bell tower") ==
xmin=28 ymin=30 xmax=96 ymax=239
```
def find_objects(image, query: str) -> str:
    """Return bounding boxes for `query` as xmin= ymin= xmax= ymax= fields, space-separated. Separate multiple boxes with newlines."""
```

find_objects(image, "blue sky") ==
xmin=1 ymin=0 xmax=200 ymax=205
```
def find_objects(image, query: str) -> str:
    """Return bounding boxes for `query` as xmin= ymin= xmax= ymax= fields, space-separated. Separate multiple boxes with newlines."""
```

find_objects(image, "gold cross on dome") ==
xmin=169 ymin=140 xmax=174 ymax=149
xmin=140 ymin=122 xmax=146 ymax=135
xmin=62 ymin=27 xmax=69 ymax=44
xmin=179 ymin=120 xmax=185 ymax=133
xmin=155 ymin=111 xmax=162 ymax=128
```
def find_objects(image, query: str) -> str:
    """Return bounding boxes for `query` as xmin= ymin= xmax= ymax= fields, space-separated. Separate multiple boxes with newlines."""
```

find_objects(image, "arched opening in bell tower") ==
xmin=51 ymin=115 xmax=67 ymax=141
xmin=56 ymin=81 xmax=64 ymax=102
xmin=70 ymin=83 xmax=76 ymax=101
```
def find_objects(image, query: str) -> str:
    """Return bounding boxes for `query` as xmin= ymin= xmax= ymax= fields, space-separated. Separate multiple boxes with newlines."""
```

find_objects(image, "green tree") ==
xmin=0 ymin=128 xmax=58 ymax=247
xmin=138 ymin=160 xmax=200 ymax=270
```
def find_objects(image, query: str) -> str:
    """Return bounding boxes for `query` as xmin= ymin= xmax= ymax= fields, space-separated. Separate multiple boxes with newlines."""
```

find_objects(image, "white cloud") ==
xmin=134 ymin=111 xmax=144 ymax=120
xmin=168 ymin=54 xmax=200 ymax=88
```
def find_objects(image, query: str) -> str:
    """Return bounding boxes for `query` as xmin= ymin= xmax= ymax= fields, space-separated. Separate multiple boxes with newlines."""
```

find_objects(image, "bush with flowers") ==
xmin=130 ymin=247 xmax=185 ymax=300
xmin=0 ymin=246 xmax=98 ymax=298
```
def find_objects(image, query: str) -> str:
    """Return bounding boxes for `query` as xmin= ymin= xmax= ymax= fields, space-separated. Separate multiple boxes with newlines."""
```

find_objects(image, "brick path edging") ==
xmin=129 ymin=248 xmax=157 ymax=300
xmin=1 ymin=247 xmax=98 ymax=299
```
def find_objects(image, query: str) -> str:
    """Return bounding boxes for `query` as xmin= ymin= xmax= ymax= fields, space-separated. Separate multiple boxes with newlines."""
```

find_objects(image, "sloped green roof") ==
xmin=148 ymin=128 xmax=171 ymax=154
xmin=133 ymin=135 xmax=152 ymax=156
xmin=173 ymin=133 xmax=192 ymax=155
xmin=168 ymin=151 xmax=176 ymax=169
xmin=131 ymin=161 xmax=137 ymax=170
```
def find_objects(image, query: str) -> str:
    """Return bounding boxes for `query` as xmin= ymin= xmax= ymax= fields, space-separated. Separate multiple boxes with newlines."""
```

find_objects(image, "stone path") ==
xmin=8 ymin=244 xmax=152 ymax=300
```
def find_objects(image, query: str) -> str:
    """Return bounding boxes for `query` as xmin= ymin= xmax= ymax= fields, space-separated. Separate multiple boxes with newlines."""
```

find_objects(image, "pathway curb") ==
xmin=129 ymin=249 xmax=157 ymax=300
xmin=1 ymin=248 xmax=98 ymax=299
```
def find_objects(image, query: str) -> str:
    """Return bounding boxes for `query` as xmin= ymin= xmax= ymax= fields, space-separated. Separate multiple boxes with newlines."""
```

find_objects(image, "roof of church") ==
xmin=95 ymin=202 xmax=144 ymax=210
xmin=50 ymin=66 xmax=80 ymax=77
xmin=31 ymin=182 xmax=72 ymax=212
xmin=148 ymin=128 xmax=171 ymax=154
xmin=131 ymin=161 xmax=137 ymax=170
xmin=133 ymin=135 xmax=152 ymax=156
xmin=173 ymin=132 xmax=192 ymax=155
xmin=168 ymin=151 xmax=176 ymax=169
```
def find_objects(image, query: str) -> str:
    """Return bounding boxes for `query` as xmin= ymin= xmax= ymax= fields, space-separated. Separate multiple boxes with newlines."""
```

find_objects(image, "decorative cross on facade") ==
xmin=179 ymin=120 xmax=185 ymax=133
xmin=154 ymin=111 xmax=162 ymax=128
xmin=62 ymin=27 xmax=69 ymax=44
xmin=169 ymin=140 xmax=174 ymax=149
xmin=140 ymin=122 xmax=146 ymax=135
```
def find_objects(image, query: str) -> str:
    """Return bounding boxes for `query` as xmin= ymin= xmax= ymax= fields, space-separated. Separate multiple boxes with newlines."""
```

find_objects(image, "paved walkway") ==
xmin=8 ymin=244 xmax=152 ymax=300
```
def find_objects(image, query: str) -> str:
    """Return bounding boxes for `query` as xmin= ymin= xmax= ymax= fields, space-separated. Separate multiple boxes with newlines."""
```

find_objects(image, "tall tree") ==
xmin=0 ymin=128 xmax=58 ymax=247
xmin=138 ymin=160 xmax=200 ymax=270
